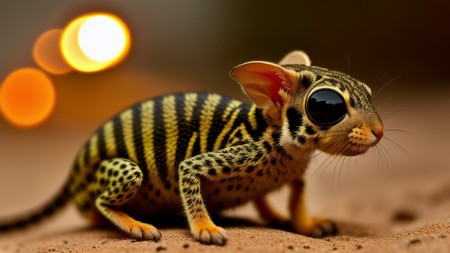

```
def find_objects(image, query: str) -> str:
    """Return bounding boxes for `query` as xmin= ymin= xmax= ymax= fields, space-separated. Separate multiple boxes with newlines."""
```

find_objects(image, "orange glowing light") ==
xmin=33 ymin=29 xmax=72 ymax=75
xmin=60 ymin=13 xmax=131 ymax=73
xmin=0 ymin=68 xmax=56 ymax=127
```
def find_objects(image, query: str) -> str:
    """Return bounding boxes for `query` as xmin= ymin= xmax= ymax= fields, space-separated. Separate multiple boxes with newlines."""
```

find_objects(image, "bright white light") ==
xmin=77 ymin=15 xmax=127 ymax=62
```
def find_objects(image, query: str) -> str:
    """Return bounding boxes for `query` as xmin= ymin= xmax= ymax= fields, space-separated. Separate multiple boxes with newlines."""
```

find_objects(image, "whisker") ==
xmin=382 ymin=137 xmax=412 ymax=160
xmin=381 ymin=109 xmax=414 ymax=121
xmin=373 ymin=75 xmax=402 ymax=99
xmin=311 ymin=138 xmax=349 ymax=178
xmin=384 ymin=128 xmax=416 ymax=137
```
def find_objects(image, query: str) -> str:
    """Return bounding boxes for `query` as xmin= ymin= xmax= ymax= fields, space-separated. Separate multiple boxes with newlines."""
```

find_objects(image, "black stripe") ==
xmin=97 ymin=126 xmax=107 ymax=160
xmin=219 ymin=103 xmax=250 ymax=149
xmin=207 ymin=96 xmax=229 ymax=151
xmin=113 ymin=115 xmax=129 ymax=158
xmin=286 ymin=106 xmax=303 ymax=138
xmin=189 ymin=93 xmax=207 ymax=157
xmin=152 ymin=97 xmax=169 ymax=183
xmin=250 ymin=106 xmax=268 ymax=140
xmin=132 ymin=104 xmax=148 ymax=179
xmin=83 ymin=140 xmax=90 ymax=166
xmin=174 ymin=94 xmax=189 ymax=167
xmin=191 ymin=133 xmax=201 ymax=158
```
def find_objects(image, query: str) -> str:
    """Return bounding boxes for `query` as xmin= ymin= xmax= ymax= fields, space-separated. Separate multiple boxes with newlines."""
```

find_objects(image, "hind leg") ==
xmin=94 ymin=158 xmax=161 ymax=241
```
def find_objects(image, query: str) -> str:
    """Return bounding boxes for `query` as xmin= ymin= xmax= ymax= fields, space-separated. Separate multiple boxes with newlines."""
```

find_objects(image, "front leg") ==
xmin=178 ymin=141 xmax=264 ymax=245
xmin=289 ymin=180 xmax=338 ymax=237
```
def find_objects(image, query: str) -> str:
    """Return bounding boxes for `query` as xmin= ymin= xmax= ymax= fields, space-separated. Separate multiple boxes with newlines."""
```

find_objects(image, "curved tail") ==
xmin=0 ymin=184 xmax=71 ymax=232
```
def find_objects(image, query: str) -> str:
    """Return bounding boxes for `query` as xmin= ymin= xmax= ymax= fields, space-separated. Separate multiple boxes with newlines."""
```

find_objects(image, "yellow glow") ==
xmin=33 ymin=29 xmax=72 ymax=75
xmin=60 ymin=13 xmax=131 ymax=73
xmin=0 ymin=68 xmax=56 ymax=127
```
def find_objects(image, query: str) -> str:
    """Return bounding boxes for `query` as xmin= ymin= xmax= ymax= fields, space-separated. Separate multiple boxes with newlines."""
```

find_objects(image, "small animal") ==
xmin=0 ymin=51 xmax=383 ymax=245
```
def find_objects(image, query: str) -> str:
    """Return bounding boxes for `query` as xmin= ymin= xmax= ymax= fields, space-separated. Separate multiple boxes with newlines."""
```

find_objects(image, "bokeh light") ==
xmin=33 ymin=29 xmax=72 ymax=75
xmin=60 ymin=13 xmax=131 ymax=73
xmin=0 ymin=68 xmax=56 ymax=127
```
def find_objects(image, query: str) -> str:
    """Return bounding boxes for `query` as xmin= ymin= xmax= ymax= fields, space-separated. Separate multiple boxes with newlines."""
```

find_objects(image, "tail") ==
xmin=0 ymin=184 xmax=71 ymax=233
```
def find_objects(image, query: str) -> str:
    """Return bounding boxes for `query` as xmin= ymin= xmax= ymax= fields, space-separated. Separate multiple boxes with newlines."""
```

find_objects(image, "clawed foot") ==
xmin=300 ymin=218 xmax=338 ymax=238
xmin=128 ymin=222 xmax=162 ymax=242
xmin=192 ymin=223 xmax=228 ymax=245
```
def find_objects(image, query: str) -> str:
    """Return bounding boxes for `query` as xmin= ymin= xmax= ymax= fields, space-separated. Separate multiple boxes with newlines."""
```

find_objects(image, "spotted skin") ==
xmin=0 ymin=60 xmax=383 ymax=245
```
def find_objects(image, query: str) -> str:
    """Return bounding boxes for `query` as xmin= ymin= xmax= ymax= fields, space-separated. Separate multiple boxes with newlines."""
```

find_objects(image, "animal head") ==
xmin=231 ymin=52 xmax=383 ymax=156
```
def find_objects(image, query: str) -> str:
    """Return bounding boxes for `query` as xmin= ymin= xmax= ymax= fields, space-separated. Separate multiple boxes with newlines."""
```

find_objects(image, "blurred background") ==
xmin=0 ymin=0 xmax=449 ymax=231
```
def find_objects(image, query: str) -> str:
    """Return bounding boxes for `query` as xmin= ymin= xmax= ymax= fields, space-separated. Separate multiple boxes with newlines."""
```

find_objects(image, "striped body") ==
xmin=71 ymin=92 xmax=299 ymax=219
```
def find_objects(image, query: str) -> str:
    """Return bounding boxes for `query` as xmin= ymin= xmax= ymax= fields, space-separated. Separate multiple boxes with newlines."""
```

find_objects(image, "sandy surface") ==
xmin=0 ymin=165 xmax=449 ymax=253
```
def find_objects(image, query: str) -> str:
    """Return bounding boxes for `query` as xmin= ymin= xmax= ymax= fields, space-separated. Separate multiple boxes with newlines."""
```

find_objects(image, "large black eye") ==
xmin=306 ymin=89 xmax=347 ymax=126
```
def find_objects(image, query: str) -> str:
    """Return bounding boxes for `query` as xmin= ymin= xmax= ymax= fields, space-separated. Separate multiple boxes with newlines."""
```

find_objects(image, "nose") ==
xmin=371 ymin=126 xmax=384 ymax=144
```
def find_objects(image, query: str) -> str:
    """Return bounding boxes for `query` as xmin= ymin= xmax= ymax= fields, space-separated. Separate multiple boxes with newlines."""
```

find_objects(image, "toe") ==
xmin=194 ymin=225 xmax=228 ymax=245
xmin=309 ymin=219 xmax=338 ymax=238
xmin=129 ymin=223 xmax=162 ymax=242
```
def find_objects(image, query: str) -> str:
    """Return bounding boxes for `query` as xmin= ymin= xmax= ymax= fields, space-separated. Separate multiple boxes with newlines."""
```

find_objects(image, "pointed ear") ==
xmin=278 ymin=50 xmax=311 ymax=66
xmin=230 ymin=61 xmax=295 ymax=120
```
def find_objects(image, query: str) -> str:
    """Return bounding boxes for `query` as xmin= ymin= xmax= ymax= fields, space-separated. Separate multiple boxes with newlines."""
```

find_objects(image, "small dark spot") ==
xmin=236 ymin=184 xmax=242 ymax=191
xmin=222 ymin=166 xmax=231 ymax=173
xmin=193 ymin=164 xmax=201 ymax=171
xmin=204 ymin=159 xmax=213 ymax=167
xmin=107 ymin=169 xmax=113 ymax=177
xmin=303 ymin=245 xmax=310 ymax=249
xmin=131 ymin=239 xmax=138 ymax=243
xmin=148 ymin=183 xmax=154 ymax=191
xmin=350 ymin=97 xmax=356 ymax=108
xmin=123 ymin=170 xmax=129 ymax=176
xmin=63 ymin=240 xmax=68 ymax=244
xmin=156 ymin=246 xmax=167 ymax=251
xmin=118 ymin=176 xmax=124 ymax=183
xmin=120 ymin=164 xmax=127 ymax=169
xmin=409 ymin=238 xmax=421 ymax=245
xmin=164 ymin=182 xmax=171 ymax=190
xmin=113 ymin=161 xmax=119 ymax=165
xmin=182 ymin=243 xmax=190 ymax=249
xmin=301 ymin=74 xmax=313 ymax=88
xmin=356 ymin=245 xmax=363 ymax=250
xmin=305 ymin=125 xmax=316 ymax=135
xmin=245 ymin=186 xmax=250 ymax=192
xmin=208 ymin=168 xmax=217 ymax=176
xmin=214 ymin=188 xmax=220 ymax=195
xmin=155 ymin=190 xmax=161 ymax=197
xmin=100 ymin=166 xmax=106 ymax=173
xmin=438 ymin=234 xmax=447 ymax=239
xmin=332 ymin=246 xmax=338 ymax=250
xmin=227 ymin=185 xmax=233 ymax=191
xmin=257 ymin=170 xmax=263 ymax=177
xmin=262 ymin=141 xmax=272 ymax=152
xmin=246 ymin=166 xmax=255 ymax=173
xmin=117 ymin=194 xmax=123 ymax=199
xmin=297 ymin=135 xmax=306 ymax=144
xmin=392 ymin=210 xmax=417 ymax=222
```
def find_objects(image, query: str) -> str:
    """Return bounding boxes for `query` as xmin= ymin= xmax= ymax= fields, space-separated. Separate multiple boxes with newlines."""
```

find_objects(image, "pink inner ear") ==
xmin=263 ymin=71 xmax=289 ymax=106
